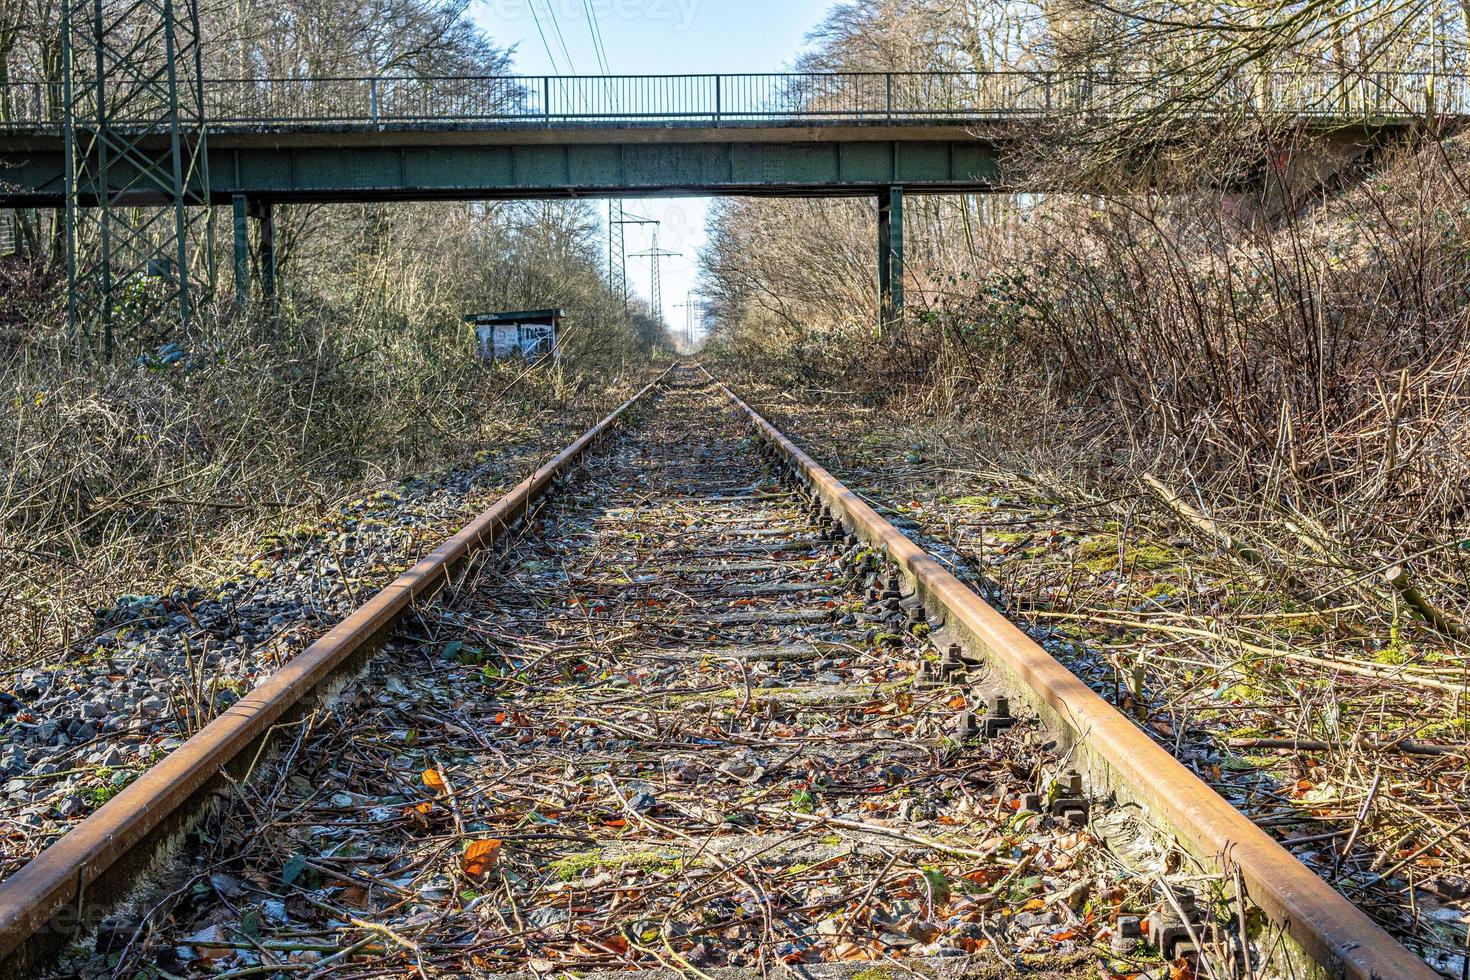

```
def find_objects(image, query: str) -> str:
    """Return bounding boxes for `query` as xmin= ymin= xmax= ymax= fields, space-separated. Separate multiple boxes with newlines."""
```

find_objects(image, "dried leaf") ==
xmin=423 ymin=769 xmax=447 ymax=792
xmin=402 ymin=801 xmax=436 ymax=830
xmin=829 ymin=940 xmax=882 ymax=961
xmin=462 ymin=838 xmax=503 ymax=876
xmin=186 ymin=925 xmax=231 ymax=961
xmin=337 ymin=885 xmax=369 ymax=908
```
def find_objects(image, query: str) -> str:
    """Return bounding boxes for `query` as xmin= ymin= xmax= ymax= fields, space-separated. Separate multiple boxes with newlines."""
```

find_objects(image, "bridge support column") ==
xmin=232 ymin=195 xmax=250 ymax=306
xmin=254 ymin=201 xmax=277 ymax=310
xmin=231 ymin=197 xmax=277 ymax=311
xmin=878 ymin=185 xmax=904 ymax=331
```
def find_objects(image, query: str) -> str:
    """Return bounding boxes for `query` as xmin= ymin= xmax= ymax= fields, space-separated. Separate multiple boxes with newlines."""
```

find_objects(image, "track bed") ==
xmin=2 ymin=370 xmax=1437 ymax=980
xmin=80 ymin=377 xmax=1133 ymax=978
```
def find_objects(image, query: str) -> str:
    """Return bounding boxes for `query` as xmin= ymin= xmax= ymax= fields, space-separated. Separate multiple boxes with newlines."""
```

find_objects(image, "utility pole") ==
xmin=608 ymin=204 xmax=657 ymax=315
xmin=630 ymin=228 xmax=679 ymax=328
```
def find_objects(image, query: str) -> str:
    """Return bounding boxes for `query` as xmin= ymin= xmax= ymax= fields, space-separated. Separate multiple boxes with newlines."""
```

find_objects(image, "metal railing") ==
xmin=2 ymin=70 xmax=1466 ymax=132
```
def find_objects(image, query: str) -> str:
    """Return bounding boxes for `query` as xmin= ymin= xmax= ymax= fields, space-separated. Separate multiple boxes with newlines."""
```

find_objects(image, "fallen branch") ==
xmin=1385 ymin=564 xmax=1466 ymax=641
xmin=1029 ymin=610 xmax=1470 ymax=695
xmin=1228 ymin=737 xmax=1464 ymax=759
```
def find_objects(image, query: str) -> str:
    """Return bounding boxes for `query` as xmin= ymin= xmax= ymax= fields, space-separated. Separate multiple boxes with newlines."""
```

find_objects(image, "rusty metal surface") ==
xmin=0 ymin=369 xmax=670 ymax=969
xmin=711 ymin=375 xmax=1436 ymax=980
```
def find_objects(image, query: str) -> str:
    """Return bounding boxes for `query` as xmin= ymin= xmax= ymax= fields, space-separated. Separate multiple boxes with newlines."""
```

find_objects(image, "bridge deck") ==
xmin=0 ymin=69 xmax=1445 ymax=206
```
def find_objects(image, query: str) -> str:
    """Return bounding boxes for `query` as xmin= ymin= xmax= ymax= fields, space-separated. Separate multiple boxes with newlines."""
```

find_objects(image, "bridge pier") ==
xmin=231 ymin=196 xmax=277 ymax=311
xmin=878 ymin=186 xmax=904 ymax=331
xmin=232 ymin=196 xmax=250 ymax=306
xmin=256 ymin=202 xmax=277 ymax=310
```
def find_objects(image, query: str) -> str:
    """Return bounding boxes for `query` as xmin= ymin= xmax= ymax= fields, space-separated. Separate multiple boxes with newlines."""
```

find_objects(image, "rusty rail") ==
xmin=0 ymin=367 xmax=671 ymax=977
xmin=0 ymin=364 xmax=1436 ymax=979
xmin=710 ymin=373 xmax=1436 ymax=980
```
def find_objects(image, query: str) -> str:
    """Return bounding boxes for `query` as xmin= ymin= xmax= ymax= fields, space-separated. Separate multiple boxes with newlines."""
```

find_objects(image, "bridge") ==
xmin=1 ymin=69 xmax=1453 ymax=325
xmin=0 ymin=70 xmax=1452 ymax=206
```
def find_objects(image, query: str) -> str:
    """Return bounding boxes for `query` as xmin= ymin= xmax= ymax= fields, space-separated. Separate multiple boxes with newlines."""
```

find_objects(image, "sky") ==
xmin=470 ymin=0 xmax=835 ymax=341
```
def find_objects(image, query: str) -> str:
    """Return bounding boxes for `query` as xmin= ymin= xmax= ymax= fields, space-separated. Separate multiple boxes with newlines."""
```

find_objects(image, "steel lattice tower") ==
xmin=607 ymin=200 xmax=626 ymax=308
xmin=631 ymin=228 xmax=678 ymax=328
xmin=62 ymin=0 xmax=214 ymax=358
xmin=609 ymin=204 xmax=656 ymax=316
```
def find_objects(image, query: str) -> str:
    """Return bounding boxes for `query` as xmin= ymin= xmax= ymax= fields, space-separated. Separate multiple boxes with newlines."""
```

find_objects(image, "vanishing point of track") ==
xmin=0 ymin=368 xmax=1437 ymax=979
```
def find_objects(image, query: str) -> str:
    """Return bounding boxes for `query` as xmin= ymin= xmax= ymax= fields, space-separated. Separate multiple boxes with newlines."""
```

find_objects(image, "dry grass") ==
xmin=0 ymin=295 xmax=653 ymax=672
xmin=735 ymin=386 xmax=1470 ymax=966
xmin=708 ymin=132 xmax=1470 ymax=641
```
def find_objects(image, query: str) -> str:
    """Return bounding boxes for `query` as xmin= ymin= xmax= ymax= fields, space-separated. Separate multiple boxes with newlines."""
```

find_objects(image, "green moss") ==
xmin=1219 ymin=683 xmax=1264 ymax=702
xmin=1374 ymin=642 xmax=1410 ymax=665
xmin=1076 ymin=533 xmax=1179 ymax=574
xmin=548 ymin=849 xmax=685 ymax=880
xmin=81 ymin=769 xmax=138 ymax=808
xmin=948 ymin=495 xmax=997 ymax=508
xmin=1417 ymin=716 xmax=1470 ymax=738
xmin=852 ymin=969 xmax=895 ymax=980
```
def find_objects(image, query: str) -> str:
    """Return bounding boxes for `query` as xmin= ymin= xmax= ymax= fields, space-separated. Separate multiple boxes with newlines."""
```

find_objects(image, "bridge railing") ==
xmin=0 ymin=81 xmax=53 ymax=128
xmin=196 ymin=72 xmax=1036 ymax=125
xmin=2 ymin=70 xmax=1466 ymax=131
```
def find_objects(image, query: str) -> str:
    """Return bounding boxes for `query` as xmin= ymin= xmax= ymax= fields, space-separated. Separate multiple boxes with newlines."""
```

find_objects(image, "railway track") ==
xmin=0 ymin=368 xmax=1438 ymax=979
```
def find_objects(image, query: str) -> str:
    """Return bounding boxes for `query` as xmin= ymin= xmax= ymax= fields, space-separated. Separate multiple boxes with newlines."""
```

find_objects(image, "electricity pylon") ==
xmin=62 ymin=0 xmax=214 ymax=358
xmin=631 ymin=229 xmax=679 ymax=328
xmin=673 ymin=291 xmax=706 ymax=351
xmin=608 ymin=203 xmax=657 ymax=315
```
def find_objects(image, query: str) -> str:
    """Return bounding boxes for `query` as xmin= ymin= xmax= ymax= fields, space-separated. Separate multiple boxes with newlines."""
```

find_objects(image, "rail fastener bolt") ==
xmin=902 ymin=596 xmax=927 ymax=626
xmin=980 ymin=694 xmax=1017 ymax=737
xmin=881 ymin=572 xmax=902 ymax=600
xmin=938 ymin=643 xmax=963 ymax=678
xmin=1148 ymin=885 xmax=1208 ymax=962
xmin=1111 ymin=915 xmax=1143 ymax=955
xmin=914 ymin=661 xmax=938 ymax=688
xmin=1049 ymin=769 xmax=1089 ymax=826
xmin=957 ymin=709 xmax=979 ymax=738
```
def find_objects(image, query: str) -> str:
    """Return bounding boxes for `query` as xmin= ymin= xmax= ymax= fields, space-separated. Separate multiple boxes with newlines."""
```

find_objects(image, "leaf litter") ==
xmin=85 ymin=376 xmax=1220 ymax=980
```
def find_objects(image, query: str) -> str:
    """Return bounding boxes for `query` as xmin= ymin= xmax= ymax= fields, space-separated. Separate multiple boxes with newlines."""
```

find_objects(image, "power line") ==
xmin=526 ymin=0 xmax=564 ymax=74
xmin=673 ymin=291 xmax=706 ymax=350
xmin=609 ymin=209 xmax=657 ymax=314
xmin=580 ymin=0 xmax=610 ymax=74
xmin=538 ymin=0 xmax=577 ymax=75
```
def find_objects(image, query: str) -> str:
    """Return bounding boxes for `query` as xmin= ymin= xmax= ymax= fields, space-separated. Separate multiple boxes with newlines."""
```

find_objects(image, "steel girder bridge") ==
xmin=4 ymin=57 xmax=1454 ymax=341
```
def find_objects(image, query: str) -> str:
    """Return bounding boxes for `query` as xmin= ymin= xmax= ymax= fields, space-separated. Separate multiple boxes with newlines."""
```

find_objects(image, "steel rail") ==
xmin=0 ymin=363 xmax=1438 ymax=979
xmin=709 ymin=373 xmax=1436 ymax=980
xmin=0 ymin=366 xmax=672 ymax=977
